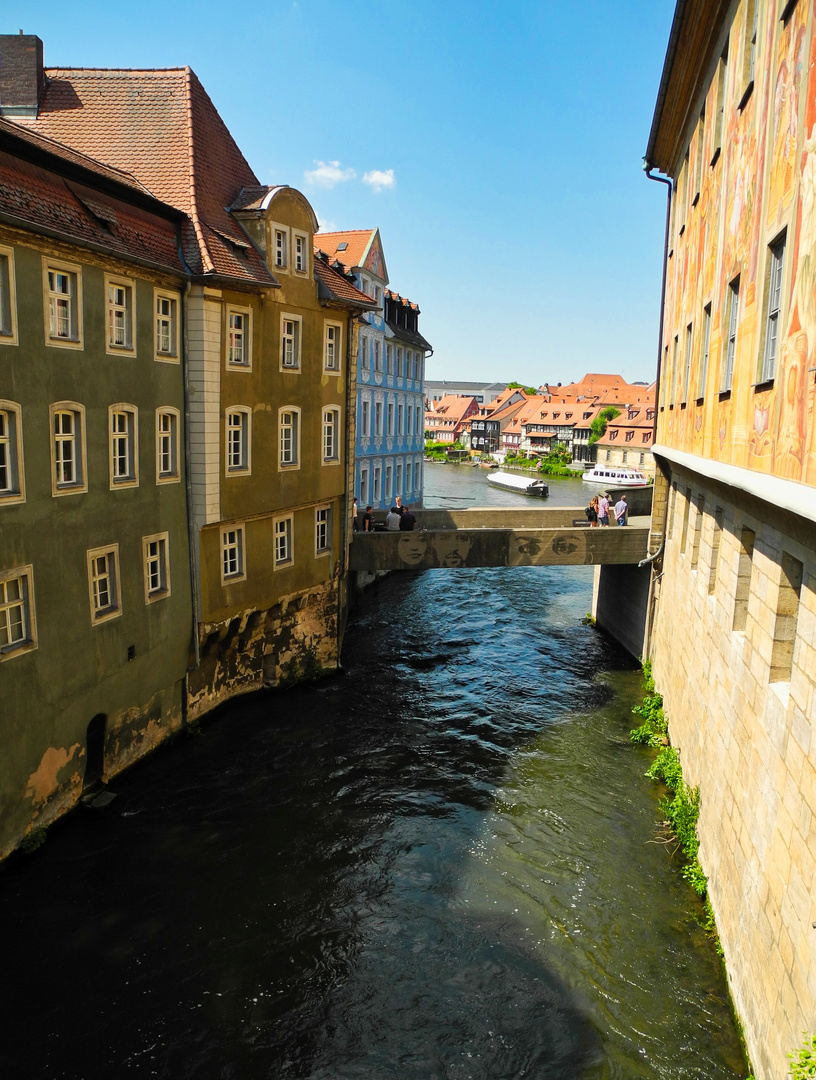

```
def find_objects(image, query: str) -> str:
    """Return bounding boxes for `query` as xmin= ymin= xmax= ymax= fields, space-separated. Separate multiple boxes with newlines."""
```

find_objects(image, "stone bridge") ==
xmin=349 ymin=507 xmax=650 ymax=571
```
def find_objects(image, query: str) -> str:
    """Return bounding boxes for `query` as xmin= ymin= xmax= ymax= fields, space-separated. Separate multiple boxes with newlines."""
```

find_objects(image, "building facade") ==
xmin=0 ymin=116 xmax=193 ymax=858
xmin=0 ymin=35 xmax=374 ymax=857
xmin=316 ymin=230 xmax=430 ymax=509
xmin=644 ymin=3 xmax=816 ymax=1076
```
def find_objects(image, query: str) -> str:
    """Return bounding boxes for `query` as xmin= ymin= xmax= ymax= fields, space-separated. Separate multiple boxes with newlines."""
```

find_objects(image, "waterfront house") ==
xmin=0 ymin=111 xmax=192 ymax=858
xmin=314 ymin=230 xmax=430 ymax=510
xmin=424 ymin=394 xmax=479 ymax=445
xmin=593 ymin=406 xmax=656 ymax=478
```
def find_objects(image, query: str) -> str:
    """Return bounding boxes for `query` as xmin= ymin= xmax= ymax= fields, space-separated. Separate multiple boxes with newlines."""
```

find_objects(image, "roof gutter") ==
xmin=644 ymin=0 xmax=689 ymax=168
xmin=643 ymin=165 xmax=673 ymax=445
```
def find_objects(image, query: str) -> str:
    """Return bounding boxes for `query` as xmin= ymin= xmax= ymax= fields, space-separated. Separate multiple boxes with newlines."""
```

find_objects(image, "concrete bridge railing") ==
xmin=350 ymin=507 xmax=650 ymax=571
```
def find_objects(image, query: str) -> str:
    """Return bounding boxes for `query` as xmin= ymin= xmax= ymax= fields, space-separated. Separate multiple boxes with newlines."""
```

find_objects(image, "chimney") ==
xmin=0 ymin=34 xmax=44 ymax=118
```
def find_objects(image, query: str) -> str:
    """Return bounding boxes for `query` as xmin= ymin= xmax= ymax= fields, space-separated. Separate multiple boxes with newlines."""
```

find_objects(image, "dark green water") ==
xmin=0 ymin=471 xmax=747 ymax=1079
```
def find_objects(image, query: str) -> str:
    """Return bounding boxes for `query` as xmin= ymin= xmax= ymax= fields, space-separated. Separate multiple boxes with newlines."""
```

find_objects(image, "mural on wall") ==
xmin=658 ymin=0 xmax=816 ymax=488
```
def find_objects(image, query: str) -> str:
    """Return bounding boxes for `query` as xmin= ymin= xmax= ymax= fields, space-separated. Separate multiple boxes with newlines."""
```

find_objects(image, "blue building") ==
xmin=314 ymin=229 xmax=431 ymax=509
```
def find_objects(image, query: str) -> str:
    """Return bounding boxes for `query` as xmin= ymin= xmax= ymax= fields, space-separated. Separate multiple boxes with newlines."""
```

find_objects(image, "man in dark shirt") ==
xmin=362 ymin=505 xmax=375 ymax=532
xmin=399 ymin=509 xmax=417 ymax=531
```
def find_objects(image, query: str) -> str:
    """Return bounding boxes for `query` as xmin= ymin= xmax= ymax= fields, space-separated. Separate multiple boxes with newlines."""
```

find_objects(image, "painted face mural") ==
xmin=398 ymin=531 xmax=428 ymax=567
xmin=433 ymin=532 xmax=472 ymax=567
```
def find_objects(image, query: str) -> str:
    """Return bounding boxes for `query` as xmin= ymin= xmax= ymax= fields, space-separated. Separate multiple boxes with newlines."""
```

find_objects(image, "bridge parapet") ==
xmin=350 ymin=520 xmax=650 ymax=571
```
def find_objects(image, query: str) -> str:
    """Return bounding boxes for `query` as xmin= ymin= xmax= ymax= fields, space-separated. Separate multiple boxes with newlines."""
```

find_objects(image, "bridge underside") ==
xmin=349 ymin=508 xmax=650 ymax=571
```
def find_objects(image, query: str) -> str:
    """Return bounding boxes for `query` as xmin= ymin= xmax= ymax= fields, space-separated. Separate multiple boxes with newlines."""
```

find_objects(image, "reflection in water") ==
xmin=0 ymin=473 xmax=747 ymax=1080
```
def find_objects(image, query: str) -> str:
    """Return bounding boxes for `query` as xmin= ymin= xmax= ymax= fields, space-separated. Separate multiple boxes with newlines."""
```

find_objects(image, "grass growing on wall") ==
xmin=630 ymin=661 xmax=717 ymax=936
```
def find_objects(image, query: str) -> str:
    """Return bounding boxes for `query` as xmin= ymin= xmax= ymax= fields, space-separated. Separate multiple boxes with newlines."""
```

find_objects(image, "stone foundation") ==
xmin=649 ymin=465 xmax=816 ymax=1080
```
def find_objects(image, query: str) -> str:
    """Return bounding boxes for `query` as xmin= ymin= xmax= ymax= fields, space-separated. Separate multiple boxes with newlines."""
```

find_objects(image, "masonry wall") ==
xmin=649 ymin=464 xmax=816 ymax=1080
xmin=592 ymin=562 xmax=650 ymax=659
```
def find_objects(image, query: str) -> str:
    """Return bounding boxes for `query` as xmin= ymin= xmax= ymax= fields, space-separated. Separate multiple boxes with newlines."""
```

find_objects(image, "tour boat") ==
xmin=487 ymin=471 xmax=549 ymax=497
xmin=581 ymin=465 xmax=649 ymax=487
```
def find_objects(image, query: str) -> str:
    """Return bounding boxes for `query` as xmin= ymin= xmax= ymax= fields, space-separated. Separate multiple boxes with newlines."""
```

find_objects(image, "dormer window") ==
xmin=610 ymin=430 xmax=618 ymax=440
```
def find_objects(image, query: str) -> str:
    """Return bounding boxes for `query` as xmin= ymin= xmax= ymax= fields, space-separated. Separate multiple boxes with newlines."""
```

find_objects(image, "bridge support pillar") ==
xmin=592 ymin=562 xmax=651 ymax=660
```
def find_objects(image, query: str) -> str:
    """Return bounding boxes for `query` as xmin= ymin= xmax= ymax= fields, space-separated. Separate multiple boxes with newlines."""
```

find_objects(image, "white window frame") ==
xmin=142 ymin=532 xmax=170 ymax=603
xmin=293 ymin=231 xmax=309 ymax=275
xmin=154 ymin=289 xmax=180 ymax=362
xmin=385 ymin=463 xmax=393 ymax=500
xmin=761 ymin=233 xmax=786 ymax=383
xmin=274 ymin=514 xmax=294 ymax=568
xmin=225 ymin=407 xmax=251 ymax=475
xmin=322 ymin=407 xmax=341 ymax=464
xmin=360 ymin=333 xmax=370 ymax=371
xmin=396 ymin=461 xmax=403 ymax=497
xmin=109 ymin=404 xmax=139 ymax=489
xmin=722 ymin=277 xmax=740 ymax=392
xmin=397 ymin=402 xmax=404 ymax=436
xmin=361 ymin=398 xmax=371 ymax=437
xmin=375 ymin=401 xmax=383 ymax=437
xmin=279 ymin=406 xmax=301 ymax=470
xmin=0 ymin=246 xmax=19 ymax=346
xmin=387 ymin=401 xmax=395 ymax=436
xmin=105 ymin=273 xmax=136 ymax=356
xmin=226 ymin=305 xmax=252 ymax=370
xmin=87 ymin=544 xmax=121 ymax=625
xmin=156 ymin=407 xmax=180 ymax=484
xmin=43 ymin=258 xmax=83 ymax=349
xmin=0 ymin=565 xmax=36 ymax=660
xmin=324 ymin=320 xmax=342 ymax=372
xmin=280 ymin=313 xmax=303 ymax=372
xmin=360 ymin=466 xmax=369 ymax=504
xmin=0 ymin=401 xmax=25 ymax=504
xmin=272 ymin=223 xmax=289 ymax=271
xmin=221 ymin=523 xmax=246 ymax=584
xmin=406 ymin=460 xmax=413 ymax=493
xmin=373 ymin=465 xmax=381 ymax=503
xmin=697 ymin=303 xmax=711 ymax=399
xmin=315 ymin=505 xmax=331 ymax=557
xmin=50 ymin=402 xmax=87 ymax=496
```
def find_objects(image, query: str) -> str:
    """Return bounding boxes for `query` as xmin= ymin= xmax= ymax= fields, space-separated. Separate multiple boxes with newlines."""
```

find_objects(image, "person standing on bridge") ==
xmin=597 ymin=492 xmax=611 ymax=527
xmin=363 ymin=505 xmax=374 ymax=532
xmin=614 ymin=494 xmax=628 ymax=526
xmin=386 ymin=506 xmax=401 ymax=531
xmin=400 ymin=508 xmax=417 ymax=531
xmin=586 ymin=496 xmax=599 ymax=527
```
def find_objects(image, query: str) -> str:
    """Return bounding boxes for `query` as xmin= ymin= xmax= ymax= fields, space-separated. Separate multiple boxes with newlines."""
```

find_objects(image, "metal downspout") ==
xmin=641 ymin=166 xmax=673 ymax=660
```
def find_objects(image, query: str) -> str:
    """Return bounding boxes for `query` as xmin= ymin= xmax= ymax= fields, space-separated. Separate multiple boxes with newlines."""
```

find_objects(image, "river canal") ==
xmin=0 ymin=467 xmax=747 ymax=1079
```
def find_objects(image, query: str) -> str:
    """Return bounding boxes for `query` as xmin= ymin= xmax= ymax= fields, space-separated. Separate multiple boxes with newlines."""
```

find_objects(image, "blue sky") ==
xmin=19 ymin=0 xmax=675 ymax=386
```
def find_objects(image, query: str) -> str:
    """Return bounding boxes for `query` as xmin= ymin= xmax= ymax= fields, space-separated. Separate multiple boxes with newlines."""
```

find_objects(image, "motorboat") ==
xmin=581 ymin=464 xmax=648 ymax=487
xmin=487 ymin=471 xmax=549 ymax=497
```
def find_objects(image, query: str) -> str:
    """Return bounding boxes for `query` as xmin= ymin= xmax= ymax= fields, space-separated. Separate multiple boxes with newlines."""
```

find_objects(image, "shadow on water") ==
xmin=0 ymin=561 xmax=746 ymax=1079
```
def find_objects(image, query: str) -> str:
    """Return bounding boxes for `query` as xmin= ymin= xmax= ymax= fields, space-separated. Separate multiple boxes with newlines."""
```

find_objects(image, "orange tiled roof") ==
xmin=384 ymin=288 xmax=418 ymax=311
xmin=314 ymin=229 xmax=376 ymax=269
xmin=313 ymin=252 xmax=377 ymax=308
xmin=424 ymin=394 xmax=478 ymax=425
xmin=15 ymin=67 xmax=275 ymax=285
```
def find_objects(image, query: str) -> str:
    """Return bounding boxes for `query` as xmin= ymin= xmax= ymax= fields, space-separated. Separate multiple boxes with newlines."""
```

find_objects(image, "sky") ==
xmin=11 ymin=0 xmax=676 ymax=387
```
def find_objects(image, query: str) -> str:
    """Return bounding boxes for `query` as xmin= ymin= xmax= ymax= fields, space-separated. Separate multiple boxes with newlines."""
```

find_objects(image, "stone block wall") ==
xmin=649 ymin=465 xmax=816 ymax=1080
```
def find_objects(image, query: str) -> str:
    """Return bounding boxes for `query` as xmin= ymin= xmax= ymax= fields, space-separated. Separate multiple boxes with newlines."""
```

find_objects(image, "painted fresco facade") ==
xmin=644 ymin=3 xmax=816 ymax=1077
xmin=315 ymin=231 xmax=429 ymax=510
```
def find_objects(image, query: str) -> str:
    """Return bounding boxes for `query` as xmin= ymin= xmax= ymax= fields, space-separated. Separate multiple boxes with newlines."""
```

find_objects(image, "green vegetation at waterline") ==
xmin=789 ymin=1033 xmax=816 ymax=1079
xmin=630 ymin=661 xmax=717 ymax=937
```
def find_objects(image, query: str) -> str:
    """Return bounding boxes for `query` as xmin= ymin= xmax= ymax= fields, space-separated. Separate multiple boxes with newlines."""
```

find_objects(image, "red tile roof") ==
xmin=0 ymin=145 xmax=184 ymax=274
xmin=314 ymin=252 xmax=377 ymax=308
xmin=14 ymin=67 xmax=275 ymax=285
xmin=315 ymin=229 xmax=376 ymax=270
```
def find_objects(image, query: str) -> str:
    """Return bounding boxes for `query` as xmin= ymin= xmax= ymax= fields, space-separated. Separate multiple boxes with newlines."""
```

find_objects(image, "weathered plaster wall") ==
xmin=649 ymin=467 xmax=816 ymax=1080
xmin=187 ymin=578 xmax=341 ymax=720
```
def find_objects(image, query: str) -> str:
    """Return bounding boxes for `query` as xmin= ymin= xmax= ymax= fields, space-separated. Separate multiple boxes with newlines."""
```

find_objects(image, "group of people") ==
xmin=585 ymin=492 xmax=627 ymax=527
xmin=353 ymin=496 xmax=417 ymax=532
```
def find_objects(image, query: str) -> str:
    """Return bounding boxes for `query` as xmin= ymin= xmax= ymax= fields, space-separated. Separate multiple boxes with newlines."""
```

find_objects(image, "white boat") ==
xmin=487 ymin=471 xmax=549 ymax=497
xmin=581 ymin=465 xmax=648 ymax=487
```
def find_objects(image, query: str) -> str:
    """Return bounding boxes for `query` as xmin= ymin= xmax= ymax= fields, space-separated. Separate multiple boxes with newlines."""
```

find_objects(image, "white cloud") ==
xmin=362 ymin=168 xmax=396 ymax=192
xmin=304 ymin=160 xmax=356 ymax=188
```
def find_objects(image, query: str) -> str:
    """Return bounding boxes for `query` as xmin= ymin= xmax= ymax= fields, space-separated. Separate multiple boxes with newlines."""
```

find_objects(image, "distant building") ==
xmin=424 ymin=394 xmax=479 ymax=443
xmin=593 ymin=404 xmax=656 ymax=477
xmin=316 ymin=230 xmax=430 ymax=509
xmin=425 ymin=380 xmax=509 ymax=404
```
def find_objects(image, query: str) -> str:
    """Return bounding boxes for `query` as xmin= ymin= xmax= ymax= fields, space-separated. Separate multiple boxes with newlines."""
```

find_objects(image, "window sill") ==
xmin=718 ymin=389 xmax=731 ymax=401
xmin=753 ymin=379 xmax=774 ymax=393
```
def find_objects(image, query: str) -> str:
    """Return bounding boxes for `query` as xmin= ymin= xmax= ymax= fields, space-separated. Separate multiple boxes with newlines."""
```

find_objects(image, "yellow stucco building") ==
xmin=645 ymin=2 xmax=816 ymax=1076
